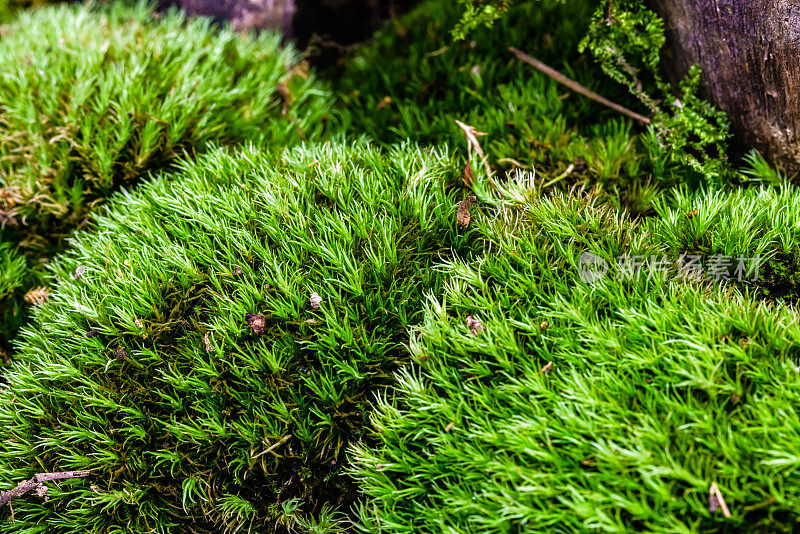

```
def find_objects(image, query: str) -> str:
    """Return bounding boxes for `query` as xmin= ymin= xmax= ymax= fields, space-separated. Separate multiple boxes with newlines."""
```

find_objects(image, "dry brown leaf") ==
xmin=204 ymin=331 xmax=213 ymax=353
xmin=466 ymin=315 xmax=484 ymax=336
xmin=457 ymin=195 xmax=476 ymax=228
xmin=463 ymin=163 xmax=475 ymax=187
xmin=24 ymin=286 xmax=51 ymax=306
xmin=246 ymin=313 xmax=267 ymax=335
xmin=541 ymin=361 xmax=554 ymax=373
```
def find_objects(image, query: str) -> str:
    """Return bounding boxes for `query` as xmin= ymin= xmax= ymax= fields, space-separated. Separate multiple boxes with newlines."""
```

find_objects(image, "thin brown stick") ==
xmin=253 ymin=434 xmax=292 ymax=459
xmin=509 ymin=47 xmax=651 ymax=125
xmin=709 ymin=482 xmax=731 ymax=518
xmin=0 ymin=470 xmax=91 ymax=506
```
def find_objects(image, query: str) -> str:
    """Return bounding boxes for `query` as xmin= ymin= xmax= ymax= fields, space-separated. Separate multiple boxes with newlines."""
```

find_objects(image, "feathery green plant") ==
xmin=451 ymin=0 xmax=515 ymax=40
xmin=0 ymin=0 xmax=333 ymax=346
xmin=580 ymin=0 xmax=731 ymax=182
xmin=0 ymin=141 xmax=474 ymax=532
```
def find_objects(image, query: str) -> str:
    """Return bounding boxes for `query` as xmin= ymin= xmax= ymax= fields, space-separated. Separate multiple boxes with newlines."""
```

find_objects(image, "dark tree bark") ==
xmin=649 ymin=0 xmax=800 ymax=172
xmin=158 ymin=0 xmax=418 ymax=66
xmin=158 ymin=0 xmax=295 ymax=34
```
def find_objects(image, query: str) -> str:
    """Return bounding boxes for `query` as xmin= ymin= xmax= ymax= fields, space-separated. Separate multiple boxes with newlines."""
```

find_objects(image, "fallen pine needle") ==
xmin=509 ymin=47 xmax=651 ymax=125
xmin=253 ymin=434 xmax=292 ymax=459
xmin=709 ymin=482 xmax=731 ymax=518
xmin=455 ymin=120 xmax=493 ymax=179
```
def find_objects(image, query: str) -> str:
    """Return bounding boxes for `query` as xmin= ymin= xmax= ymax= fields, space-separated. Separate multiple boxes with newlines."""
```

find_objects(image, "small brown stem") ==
xmin=0 ymin=470 xmax=91 ymax=506
xmin=253 ymin=434 xmax=292 ymax=459
xmin=509 ymin=47 xmax=651 ymax=125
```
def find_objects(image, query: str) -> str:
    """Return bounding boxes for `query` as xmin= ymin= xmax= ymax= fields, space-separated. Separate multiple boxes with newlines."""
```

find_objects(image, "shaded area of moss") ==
xmin=649 ymin=186 xmax=800 ymax=306
xmin=334 ymin=0 xmax=689 ymax=209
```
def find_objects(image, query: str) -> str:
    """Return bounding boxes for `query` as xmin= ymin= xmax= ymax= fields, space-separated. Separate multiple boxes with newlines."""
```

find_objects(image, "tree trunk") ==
xmin=649 ymin=0 xmax=800 ymax=172
xmin=159 ymin=0 xmax=418 ymax=66
xmin=158 ymin=0 xmax=295 ymax=34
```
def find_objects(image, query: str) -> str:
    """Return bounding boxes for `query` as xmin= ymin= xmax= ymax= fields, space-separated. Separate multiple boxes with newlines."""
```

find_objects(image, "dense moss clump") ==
xmin=0 ymin=141 xmax=472 ymax=532
xmin=651 ymin=185 xmax=800 ymax=303
xmin=354 ymin=177 xmax=800 ymax=532
xmin=0 ymin=1 xmax=333 ymax=346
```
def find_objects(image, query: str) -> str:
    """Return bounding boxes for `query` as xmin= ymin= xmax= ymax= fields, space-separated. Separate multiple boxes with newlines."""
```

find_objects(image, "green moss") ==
xmin=353 ymin=179 xmax=800 ymax=533
xmin=0 ymin=141 xmax=476 ymax=532
xmin=649 ymin=185 xmax=800 ymax=303
xmin=341 ymin=0 xmax=721 ymax=199
xmin=338 ymin=0 xmax=646 ymax=182
xmin=0 ymin=0 xmax=65 ymax=23
xmin=0 ymin=1 xmax=334 ymax=346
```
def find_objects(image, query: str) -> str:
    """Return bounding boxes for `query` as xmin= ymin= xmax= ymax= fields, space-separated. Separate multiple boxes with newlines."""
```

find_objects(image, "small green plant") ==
xmin=0 ymin=1 xmax=334 ymax=347
xmin=450 ymin=0 xmax=732 ymax=182
xmin=451 ymin=0 xmax=514 ymax=40
xmin=741 ymin=150 xmax=786 ymax=186
xmin=339 ymin=0 xmax=669 ymax=197
xmin=0 ymin=141 xmax=474 ymax=532
xmin=580 ymin=0 xmax=731 ymax=182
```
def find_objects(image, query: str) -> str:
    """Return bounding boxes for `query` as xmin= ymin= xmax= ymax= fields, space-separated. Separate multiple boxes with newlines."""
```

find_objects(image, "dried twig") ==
xmin=709 ymin=482 xmax=731 ymax=518
xmin=253 ymin=434 xmax=292 ymax=459
xmin=509 ymin=47 xmax=651 ymax=125
xmin=0 ymin=470 xmax=91 ymax=506
xmin=455 ymin=120 xmax=493 ymax=178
